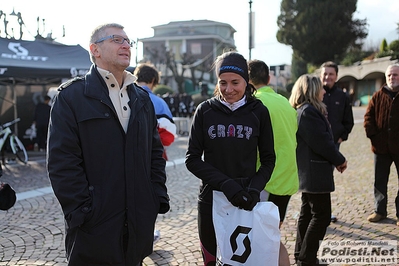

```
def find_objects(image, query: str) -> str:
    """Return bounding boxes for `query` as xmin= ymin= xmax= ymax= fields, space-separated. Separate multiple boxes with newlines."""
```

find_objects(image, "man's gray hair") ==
xmin=387 ymin=63 xmax=399 ymax=69
xmin=89 ymin=23 xmax=125 ymax=63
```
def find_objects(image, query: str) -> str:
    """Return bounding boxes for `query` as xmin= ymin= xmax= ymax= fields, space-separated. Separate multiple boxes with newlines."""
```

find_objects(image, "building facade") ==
xmin=139 ymin=20 xmax=236 ymax=94
xmin=337 ymin=56 xmax=398 ymax=105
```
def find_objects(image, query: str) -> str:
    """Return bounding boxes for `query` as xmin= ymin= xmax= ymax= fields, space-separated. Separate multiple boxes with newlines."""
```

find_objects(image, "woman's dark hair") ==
xmin=212 ymin=51 xmax=256 ymax=101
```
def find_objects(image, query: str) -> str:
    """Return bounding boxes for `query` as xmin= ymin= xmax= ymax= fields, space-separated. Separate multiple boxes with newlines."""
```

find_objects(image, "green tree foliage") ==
xmin=277 ymin=88 xmax=291 ymax=99
xmin=290 ymin=51 xmax=307 ymax=81
xmin=276 ymin=0 xmax=368 ymax=66
xmin=376 ymin=39 xmax=399 ymax=60
xmin=154 ymin=84 xmax=174 ymax=96
xmin=340 ymin=47 xmax=375 ymax=66
xmin=389 ymin=40 xmax=399 ymax=51
xmin=380 ymin=39 xmax=388 ymax=52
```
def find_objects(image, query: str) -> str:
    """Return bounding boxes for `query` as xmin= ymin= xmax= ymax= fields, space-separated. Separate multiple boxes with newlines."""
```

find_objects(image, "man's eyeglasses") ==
xmin=94 ymin=35 xmax=134 ymax=47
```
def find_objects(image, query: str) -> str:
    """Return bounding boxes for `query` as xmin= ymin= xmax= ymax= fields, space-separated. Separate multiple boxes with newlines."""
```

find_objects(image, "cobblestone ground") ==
xmin=0 ymin=107 xmax=398 ymax=266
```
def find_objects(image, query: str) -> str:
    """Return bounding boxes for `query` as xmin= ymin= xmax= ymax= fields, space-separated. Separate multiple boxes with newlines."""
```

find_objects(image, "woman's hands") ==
xmin=229 ymin=189 xmax=260 ymax=211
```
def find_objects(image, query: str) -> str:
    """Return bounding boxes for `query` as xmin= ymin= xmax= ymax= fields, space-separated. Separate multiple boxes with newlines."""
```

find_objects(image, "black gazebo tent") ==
xmin=0 ymin=37 xmax=91 ymax=145
xmin=0 ymin=37 xmax=90 ymax=83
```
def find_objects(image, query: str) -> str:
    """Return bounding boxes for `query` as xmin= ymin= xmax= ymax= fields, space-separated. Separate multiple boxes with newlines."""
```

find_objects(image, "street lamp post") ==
xmin=0 ymin=9 xmax=59 ymax=41
xmin=248 ymin=0 xmax=253 ymax=60
xmin=11 ymin=10 xmax=24 ymax=40
xmin=0 ymin=8 xmax=25 ymax=40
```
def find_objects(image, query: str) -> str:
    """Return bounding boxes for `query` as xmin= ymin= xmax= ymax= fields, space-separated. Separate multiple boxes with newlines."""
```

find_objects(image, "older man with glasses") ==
xmin=47 ymin=23 xmax=169 ymax=266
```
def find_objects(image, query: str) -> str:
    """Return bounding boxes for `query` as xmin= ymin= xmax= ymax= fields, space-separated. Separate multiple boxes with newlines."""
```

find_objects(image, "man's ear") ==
xmin=267 ymin=76 xmax=271 ymax=85
xmin=89 ymin=43 xmax=99 ymax=58
xmin=150 ymin=78 xmax=158 ymax=88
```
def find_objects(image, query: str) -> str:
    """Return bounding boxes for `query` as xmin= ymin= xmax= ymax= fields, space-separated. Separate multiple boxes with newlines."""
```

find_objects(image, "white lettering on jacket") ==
xmin=208 ymin=124 xmax=252 ymax=140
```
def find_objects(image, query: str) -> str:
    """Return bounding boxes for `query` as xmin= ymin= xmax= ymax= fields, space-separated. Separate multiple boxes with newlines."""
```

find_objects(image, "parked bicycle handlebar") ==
xmin=1 ymin=118 xmax=21 ymax=129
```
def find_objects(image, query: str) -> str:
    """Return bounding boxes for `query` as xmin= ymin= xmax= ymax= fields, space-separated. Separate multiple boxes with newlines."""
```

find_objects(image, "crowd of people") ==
xmin=2 ymin=21 xmax=398 ymax=266
xmin=184 ymin=52 xmax=351 ymax=265
xmin=184 ymin=55 xmax=398 ymax=266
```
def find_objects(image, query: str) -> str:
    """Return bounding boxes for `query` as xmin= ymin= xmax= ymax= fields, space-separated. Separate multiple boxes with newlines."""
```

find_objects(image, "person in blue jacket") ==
xmin=47 ymin=23 xmax=169 ymax=266
xmin=289 ymin=74 xmax=348 ymax=266
xmin=132 ymin=63 xmax=176 ymax=157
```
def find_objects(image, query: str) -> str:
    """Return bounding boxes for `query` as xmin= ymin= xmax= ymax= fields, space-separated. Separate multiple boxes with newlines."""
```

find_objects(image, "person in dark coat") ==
xmin=33 ymin=95 xmax=51 ymax=151
xmin=320 ymin=61 xmax=354 ymax=148
xmin=289 ymin=74 xmax=347 ymax=266
xmin=47 ymin=23 xmax=169 ymax=266
xmin=364 ymin=63 xmax=399 ymax=225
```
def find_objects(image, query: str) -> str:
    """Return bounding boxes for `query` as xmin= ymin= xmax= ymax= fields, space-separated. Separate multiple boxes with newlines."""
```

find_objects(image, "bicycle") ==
xmin=0 ymin=118 xmax=28 ymax=164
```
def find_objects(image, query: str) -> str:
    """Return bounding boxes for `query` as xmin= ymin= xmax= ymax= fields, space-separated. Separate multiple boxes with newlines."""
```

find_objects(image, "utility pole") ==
xmin=248 ymin=0 xmax=254 ymax=60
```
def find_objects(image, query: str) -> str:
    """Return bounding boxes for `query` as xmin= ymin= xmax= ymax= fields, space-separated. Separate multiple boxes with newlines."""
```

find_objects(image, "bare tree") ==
xmin=144 ymin=45 xmax=212 ymax=94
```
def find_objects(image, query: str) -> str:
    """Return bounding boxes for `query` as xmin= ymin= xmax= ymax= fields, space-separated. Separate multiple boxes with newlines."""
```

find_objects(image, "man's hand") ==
xmin=336 ymin=160 xmax=348 ymax=173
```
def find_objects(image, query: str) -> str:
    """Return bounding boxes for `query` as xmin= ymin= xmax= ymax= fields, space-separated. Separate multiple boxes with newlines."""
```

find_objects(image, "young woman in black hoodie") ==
xmin=185 ymin=51 xmax=276 ymax=266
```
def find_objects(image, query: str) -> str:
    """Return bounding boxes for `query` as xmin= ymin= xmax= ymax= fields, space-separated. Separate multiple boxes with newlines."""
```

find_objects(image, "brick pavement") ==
xmin=0 ymin=107 xmax=398 ymax=266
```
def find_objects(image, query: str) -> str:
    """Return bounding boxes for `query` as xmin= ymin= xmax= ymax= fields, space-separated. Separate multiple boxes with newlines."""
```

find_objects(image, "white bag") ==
xmin=25 ymin=124 xmax=37 ymax=140
xmin=212 ymin=191 xmax=280 ymax=266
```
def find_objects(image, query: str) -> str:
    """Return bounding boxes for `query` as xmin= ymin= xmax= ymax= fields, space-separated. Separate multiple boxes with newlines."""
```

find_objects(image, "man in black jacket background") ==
xmin=33 ymin=95 xmax=51 ymax=151
xmin=320 ymin=61 xmax=354 ymax=149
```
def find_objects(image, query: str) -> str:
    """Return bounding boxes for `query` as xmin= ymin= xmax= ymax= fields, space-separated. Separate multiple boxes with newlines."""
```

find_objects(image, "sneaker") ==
xmin=367 ymin=213 xmax=386 ymax=222
xmin=6 ymin=158 xmax=16 ymax=165
xmin=153 ymin=229 xmax=160 ymax=244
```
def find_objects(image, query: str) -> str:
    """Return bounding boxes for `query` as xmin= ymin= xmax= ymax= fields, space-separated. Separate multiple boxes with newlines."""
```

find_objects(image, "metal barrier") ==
xmin=163 ymin=94 xmax=195 ymax=118
xmin=173 ymin=117 xmax=191 ymax=136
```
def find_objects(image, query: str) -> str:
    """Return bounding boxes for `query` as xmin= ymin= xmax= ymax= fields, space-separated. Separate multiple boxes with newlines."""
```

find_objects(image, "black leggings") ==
xmin=267 ymin=193 xmax=291 ymax=222
xmin=198 ymin=201 xmax=216 ymax=266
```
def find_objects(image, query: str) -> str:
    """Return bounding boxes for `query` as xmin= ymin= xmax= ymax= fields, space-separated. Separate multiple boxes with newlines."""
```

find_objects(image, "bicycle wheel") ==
xmin=9 ymin=135 xmax=28 ymax=164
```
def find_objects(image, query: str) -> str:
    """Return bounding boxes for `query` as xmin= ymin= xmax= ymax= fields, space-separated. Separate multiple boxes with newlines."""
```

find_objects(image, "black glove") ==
xmin=245 ymin=190 xmax=260 ymax=211
xmin=159 ymin=195 xmax=170 ymax=214
xmin=230 ymin=190 xmax=252 ymax=209
xmin=159 ymin=202 xmax=170 ymax=214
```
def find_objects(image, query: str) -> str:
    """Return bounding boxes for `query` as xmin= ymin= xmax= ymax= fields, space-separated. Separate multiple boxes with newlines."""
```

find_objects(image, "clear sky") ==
xmin=1 ymin=0 xmax=398 ymax=66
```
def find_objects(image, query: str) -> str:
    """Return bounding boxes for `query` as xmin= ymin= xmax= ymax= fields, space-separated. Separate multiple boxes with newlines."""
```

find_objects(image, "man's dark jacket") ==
xmin=47 ymin=65 xmax=169 ymax=265
xmin=33 ymin=102 xmax=51 ymax=126
xmin=323 ymin=85 xmax=354 ymax=143
xmin=364 ymin=85 xmax=399 ymax=155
